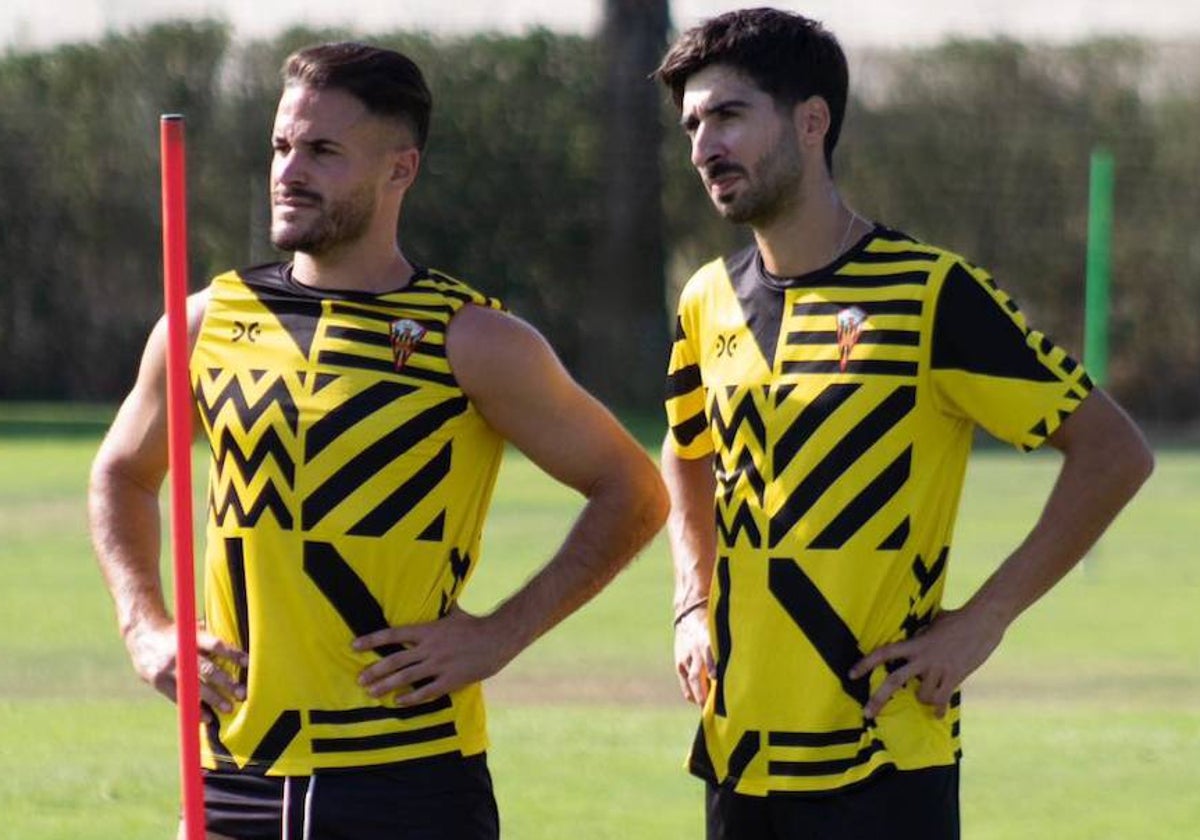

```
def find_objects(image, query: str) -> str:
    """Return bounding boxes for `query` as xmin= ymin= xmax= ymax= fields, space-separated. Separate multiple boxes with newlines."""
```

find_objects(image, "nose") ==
xmin=690 ymin=121 xmax=722 ymax=170
xmin=273 ymin=148 xmax=307 ymax=188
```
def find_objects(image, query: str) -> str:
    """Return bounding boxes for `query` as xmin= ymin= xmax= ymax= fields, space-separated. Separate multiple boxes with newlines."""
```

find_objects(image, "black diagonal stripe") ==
xmin=303 ymin=542 xmax=404 ymax=656
xmin=302 ymin=396 xmax=467 ymax=530
xmin=311 ymin=722 xmax=457 ymax=753
xmin=877 ymin=517 xmax=910 ymax=551
xmin=666 ymin=363 xmax=703 ymax=398
xmin=781 ymin=360 xmax=918 ymax=376
xmin=671 ymin=411 xmax=709 ymax=448
xmin=417 ymin=511 xmax=446 ymax=542
xmin=769 ymin=741 xmax=884 ymax=777
xmin=770 ymin=386 xmax=915 ymax=547
xmin=247 ymin=710 xmax=302 ymax=769
xmin=225 ymin=537 xmax=250 ymax=686
xmin=674 ymin=315 xmax=686 ymax=341
xmin=773 ymin=383 xmax=858 ymax=478
xmin=305 ymin=381 xmax=417 ymax=462
xmin=793 ymin=300 xmax=923 ymax=317
xmin=349 ymin=442 xmax=453 ymax=537
xmin=302 ymin=542 xmax=437 ymax=690
xmin=768 ymin=728 xmax=864 ymax=748
xmin=713 ymin=556 xmax=732 ymax=718
xmin=772 ymin=386 xmax=912 ymax=547
xmin=808 ymin=447 xmax=912 ymax=549
xmin=768 ymin=558 xmax=869 ymax=707
xmin=309 ymin=697 xmax=451 ymax=724
xmin=725 ymin=730 xmax=761 ymax=783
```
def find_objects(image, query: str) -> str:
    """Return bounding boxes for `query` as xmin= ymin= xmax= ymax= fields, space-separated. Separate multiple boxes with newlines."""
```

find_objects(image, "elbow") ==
xmin=1128 ymin=438 xmax=1155 ymax=493
xmin=624 ymin=452 xmax=671 ymax=546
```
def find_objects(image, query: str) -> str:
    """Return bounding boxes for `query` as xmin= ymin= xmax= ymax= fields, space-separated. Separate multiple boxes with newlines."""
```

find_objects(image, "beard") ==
xmin=270 ymin=182 xmax=375 ymax=256
xmin=708 ymin=129 xmax=805 ymax=227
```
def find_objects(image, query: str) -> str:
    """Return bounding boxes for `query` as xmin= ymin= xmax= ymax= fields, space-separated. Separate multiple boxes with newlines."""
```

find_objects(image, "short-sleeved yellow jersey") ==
xmin=190 ymin=263 xmax=505 ymax=775
xmin=665 ymin=227 xmax=1091 ymax=795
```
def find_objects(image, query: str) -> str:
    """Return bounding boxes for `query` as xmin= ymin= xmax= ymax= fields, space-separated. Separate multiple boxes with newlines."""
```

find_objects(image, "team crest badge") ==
xmin=836 ymin=306 xmax=868 ymax=372
xmin=389 ymin=318 xmax=427 ymax=371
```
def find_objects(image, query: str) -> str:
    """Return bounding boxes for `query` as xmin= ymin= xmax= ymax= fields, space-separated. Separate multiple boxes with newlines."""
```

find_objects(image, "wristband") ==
xmin=673 ymin=598 xmax=709 ymax=626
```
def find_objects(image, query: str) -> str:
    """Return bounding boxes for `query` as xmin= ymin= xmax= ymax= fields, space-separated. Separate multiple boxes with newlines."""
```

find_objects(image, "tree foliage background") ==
xmin=0 ymin=22 xmax=1196 ymax=421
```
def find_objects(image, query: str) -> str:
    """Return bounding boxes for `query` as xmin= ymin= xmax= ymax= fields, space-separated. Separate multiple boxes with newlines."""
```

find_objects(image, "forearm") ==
xmin=88 ymin=458 xmax=170 ymax=639
xmin=488 ymin=463 xmax=668 ymax=661
xmin=662 ymin=441 xmax=716 ymax=617
xmin=966 ymin=392 xmax=1153 ymax=627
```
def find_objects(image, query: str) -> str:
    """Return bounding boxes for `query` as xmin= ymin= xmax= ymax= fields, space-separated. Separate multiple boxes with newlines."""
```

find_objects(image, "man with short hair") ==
xmin=654 ymin=9 xmax=1153 ymax=838
xmin=89 ymin=41 xmax=669 ymax=840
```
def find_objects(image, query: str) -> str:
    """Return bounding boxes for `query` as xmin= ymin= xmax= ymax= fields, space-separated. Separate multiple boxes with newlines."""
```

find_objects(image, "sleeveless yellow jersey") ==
xmin=664 ymin=227 xmax=1092 ymax=796
xmin=190 ymin=262 xmax=505 ymax=775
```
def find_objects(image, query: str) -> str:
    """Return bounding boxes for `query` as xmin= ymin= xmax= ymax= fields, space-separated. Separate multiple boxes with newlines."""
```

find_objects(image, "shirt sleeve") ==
xmin=665 ymin=288 xmax=714 ymax=459
xmin=929 ymin=260 xmax=1093 ymax=451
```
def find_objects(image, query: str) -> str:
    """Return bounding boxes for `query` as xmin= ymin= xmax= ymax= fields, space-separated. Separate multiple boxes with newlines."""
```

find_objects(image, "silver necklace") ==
xmin=832 ymin=208 xmax=861 ymax=263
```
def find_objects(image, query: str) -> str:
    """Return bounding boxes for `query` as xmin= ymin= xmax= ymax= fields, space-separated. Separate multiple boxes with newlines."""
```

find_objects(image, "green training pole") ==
xmin=1085 ymin=149 xmax=1114 ymax=387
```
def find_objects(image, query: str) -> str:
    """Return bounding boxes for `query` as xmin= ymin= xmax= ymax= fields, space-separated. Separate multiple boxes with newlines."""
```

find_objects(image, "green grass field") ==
xmin=1 ymin=407 xmax=1197 ymax=838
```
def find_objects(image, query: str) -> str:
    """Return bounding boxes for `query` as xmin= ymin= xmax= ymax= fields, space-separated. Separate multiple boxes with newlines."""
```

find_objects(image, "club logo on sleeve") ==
xmin=836 ymin=306 xmax=867 ymax=372
xmin=389 ymin=318 xmax=427 ymax=370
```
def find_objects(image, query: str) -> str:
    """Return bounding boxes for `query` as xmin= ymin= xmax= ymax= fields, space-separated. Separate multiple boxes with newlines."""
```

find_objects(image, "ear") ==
xmin=792 ymin=96 xmax=831 ymax=157
xmin=389 ymin=146 xmax=421 ymax=193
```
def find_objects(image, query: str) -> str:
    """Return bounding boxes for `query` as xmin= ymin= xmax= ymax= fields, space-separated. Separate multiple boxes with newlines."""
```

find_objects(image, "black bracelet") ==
xmin=673 ymin=598 xmax=709 ymax=626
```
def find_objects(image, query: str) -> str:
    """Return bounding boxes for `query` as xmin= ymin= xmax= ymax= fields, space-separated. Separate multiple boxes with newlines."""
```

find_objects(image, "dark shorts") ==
xmin=706 ymin=764 xmax=960 ymax=840
xmin=202 ymin=752 xmax=499 ymax=840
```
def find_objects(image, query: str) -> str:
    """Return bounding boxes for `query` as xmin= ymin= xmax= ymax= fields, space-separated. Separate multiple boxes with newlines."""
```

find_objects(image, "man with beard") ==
xmin=654 ymin=9 xmax=1152 ymax=839
xmin=89 ymin=42 xmax=668 ymax=840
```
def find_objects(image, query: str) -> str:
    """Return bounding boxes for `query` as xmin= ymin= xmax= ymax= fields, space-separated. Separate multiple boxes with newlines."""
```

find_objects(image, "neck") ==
xmin=753 ymin=181 xmax=865 ymax=278
xmin=291 ymin=239 xmax=414 ymax=295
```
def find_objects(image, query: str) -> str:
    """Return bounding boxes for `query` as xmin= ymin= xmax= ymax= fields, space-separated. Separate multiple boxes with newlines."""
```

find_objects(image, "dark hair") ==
xmin=654 ymin=8 xmax=848 ymax=171
xmin=283 ymin=42 xmax=432 ymax=150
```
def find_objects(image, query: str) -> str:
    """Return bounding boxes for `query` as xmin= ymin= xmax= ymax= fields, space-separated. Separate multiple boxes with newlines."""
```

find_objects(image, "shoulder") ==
xmin=677 ymin=248 xmax=749 ymax=310
xmin=413 ymin=268 xmax=505 ymax=313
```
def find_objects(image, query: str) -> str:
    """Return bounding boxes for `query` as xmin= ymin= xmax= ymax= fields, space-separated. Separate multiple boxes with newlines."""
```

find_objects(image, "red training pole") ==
xmin=160 ymin=113 xmax=205 ymax=840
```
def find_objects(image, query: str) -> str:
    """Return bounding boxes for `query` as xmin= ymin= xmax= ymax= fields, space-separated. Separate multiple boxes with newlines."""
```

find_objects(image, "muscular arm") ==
xmin=852 ymin=388 xmax=1154 ymax=717
xmin=661 ymin=441 xmax=717 ymax=705
xmin=355 ymin=305 xmax=669 ymax=705
xmin=88 ymin=290 xmax=245 ymax=715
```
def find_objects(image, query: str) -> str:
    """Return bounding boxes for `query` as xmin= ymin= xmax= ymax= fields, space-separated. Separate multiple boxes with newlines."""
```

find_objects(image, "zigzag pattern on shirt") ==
xmin=709 ymin=386 xmax=768 ymax=450
xmin=716 ymin=499 xmax=762 ymax=549
xmin=195 ymin=368 xmax=300 ymax=435
xmin=209 ymin=479 xmax=293 ymax=529
xmin=211 ymin=425 xmax=296 ymax=487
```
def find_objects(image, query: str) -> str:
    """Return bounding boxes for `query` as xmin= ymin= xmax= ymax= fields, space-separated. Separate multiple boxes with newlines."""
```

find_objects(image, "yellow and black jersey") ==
xmin=664 ymin=226 xmax=1091 ymax=796
xmin=190 ymin=262 xmax=505 ymax=775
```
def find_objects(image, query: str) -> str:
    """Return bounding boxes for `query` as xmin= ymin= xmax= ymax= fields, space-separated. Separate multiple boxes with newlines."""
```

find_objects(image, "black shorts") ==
xmin=202 ymin=752 xmax=499 ymax=840
xmin=706 ymin=764 xmax=960 ymax=840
